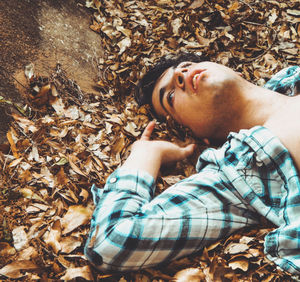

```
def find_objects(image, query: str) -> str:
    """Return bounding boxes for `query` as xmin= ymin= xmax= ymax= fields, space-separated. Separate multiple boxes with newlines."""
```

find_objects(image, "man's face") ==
xmin=151 ymin=61 xmax=242 ymax=138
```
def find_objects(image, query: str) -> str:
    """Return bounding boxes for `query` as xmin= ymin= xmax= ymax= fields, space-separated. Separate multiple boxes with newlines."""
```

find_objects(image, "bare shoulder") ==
xmin=264 ymin=96 xmax=300 ymax=172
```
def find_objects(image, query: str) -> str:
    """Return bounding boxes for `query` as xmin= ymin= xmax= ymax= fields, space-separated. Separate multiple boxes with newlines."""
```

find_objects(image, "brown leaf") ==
xmin=44 ymin=219 xmax=62 ymax=254
xmin=60 ymin=236 xmax=82 ymax=254
xmin=229 ymin=258 xmax=249 ymax=272
xmin=111 ymin=134 xmax=126 ymax=155
xmin=68 ymin=155 xmax=87 ymax=177
xmin=228 ymin=1 xmax=239 ymax=13
xmin=61 ymin=205 xmax=92 ymax=235
xmin=18 ymin=246 xmax=39 ymax=260
xmin=11 ymin=113 xmax=38 ymax=133
xmin=188 ymin=0 xmax=204 ymax=9
xmin=32 ymin=84 xmax=51 ymax=106
xmin=79 ymin=188 xmax=89 ymax=202
xmin=0 ymin=242 xmax=16 ymax=257
xmin=12 ymin=226 xmax=28 ymax=251
xmin=224 ymin=242 xmax=249 ymax=254
xmin=60 ymin=265 xmax=93 ymax=281
xmin=19 ymin=169 xmax=32 ymax=183
xmin=0 ymin=260 xmax=39 ymax=279
xmin=55 ymin=167 xmax=69 ymax=186
xmin=8 ymin=157 xmax=23 ymax=168
xmin=6 ymin=130 xmax=19 ymax=158
xmin=174 ymin=268 xmax=205 ymax=282
xmin=19 ymin=187 xmax=45 ymax=202
xmin=124 ymin=121 xmax=140 ymax=137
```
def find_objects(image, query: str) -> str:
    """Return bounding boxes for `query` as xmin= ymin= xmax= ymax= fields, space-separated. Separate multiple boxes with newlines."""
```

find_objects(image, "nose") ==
xmin=174 ymin=67 xmax=188 ymax=89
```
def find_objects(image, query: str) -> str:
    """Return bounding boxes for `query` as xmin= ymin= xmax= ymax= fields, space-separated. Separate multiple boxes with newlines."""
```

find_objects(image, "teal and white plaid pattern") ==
xmin=264 ymin=66 xmax=300 ymax=96
xmin=85 ymin=66 xmax=300 ymax=274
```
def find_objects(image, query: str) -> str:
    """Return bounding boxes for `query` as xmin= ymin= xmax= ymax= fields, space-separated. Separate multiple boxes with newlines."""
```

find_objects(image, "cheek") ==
xmin=175 ymin=101 xmax=201 ymax=127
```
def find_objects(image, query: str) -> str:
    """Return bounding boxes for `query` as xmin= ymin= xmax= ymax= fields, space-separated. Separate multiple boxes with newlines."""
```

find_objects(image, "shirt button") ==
xmin=109 ymin=177 xmax=117 ymax=183
xmin=256 ymin=157 xmax=263 ymax=167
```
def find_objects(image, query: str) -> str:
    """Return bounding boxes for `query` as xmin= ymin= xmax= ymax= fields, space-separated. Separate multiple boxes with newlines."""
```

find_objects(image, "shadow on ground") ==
xmin=0 ymin=0 xmax=103 ymax=143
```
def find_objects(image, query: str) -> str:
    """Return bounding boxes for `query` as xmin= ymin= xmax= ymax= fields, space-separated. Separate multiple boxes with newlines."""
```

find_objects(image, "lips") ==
xmin=192 ymin=73 xmax=201 ymax=89
xmin=190 ymin=70 xmax=205 ymax=91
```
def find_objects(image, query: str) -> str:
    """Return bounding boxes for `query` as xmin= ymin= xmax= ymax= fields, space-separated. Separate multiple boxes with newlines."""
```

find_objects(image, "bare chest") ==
xmin=264 ymin=100 xmax=300 ymax=173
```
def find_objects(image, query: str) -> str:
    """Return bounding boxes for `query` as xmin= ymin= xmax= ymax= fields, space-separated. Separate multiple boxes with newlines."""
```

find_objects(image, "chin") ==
xmin=191 ymin=129 xmax=206 ymax=139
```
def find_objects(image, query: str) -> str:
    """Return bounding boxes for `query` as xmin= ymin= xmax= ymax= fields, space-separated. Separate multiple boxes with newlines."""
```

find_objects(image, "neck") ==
xmin=214 ymin=79 xmax=288 ymax=139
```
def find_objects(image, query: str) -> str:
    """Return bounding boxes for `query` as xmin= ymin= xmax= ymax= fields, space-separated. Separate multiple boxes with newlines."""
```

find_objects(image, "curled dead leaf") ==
xmin=0 ymin=260 xmax=39 ymax=279
xmin=61 ymin=205 xmax=92 ymax=235
xmin=18 ymin=246 xmax=39 ymax=260
xmin=60 ymin=236 xmax=83 ymax=254
xmin=12 ymin=226 xmax=28 ymax=251
xmin=44 ymin=219 xmax=62 ymax=254
xmin=224 ymin=242 xmax=249 ymax=255
xmin=188 ymin=0 xmax=204 ymax=9
xmin=55 ymin=167 xmax=69 ymax=186
xmin=0 ymin=242 xmax=16 ymax=257
xmin=68 ymin=155 xmax=87 ymax=177
xmin=8 ymin=157 xmax=23 ymax=168
xmin=228 ymin=258 xmax=249 ymax=272
xmin=60 ymin=265 xmax=93 ymax=281
xmin=174 ymin=268 xmax=205 ymax=282
xmin=6 ymin=130 xmax=19 ymax=158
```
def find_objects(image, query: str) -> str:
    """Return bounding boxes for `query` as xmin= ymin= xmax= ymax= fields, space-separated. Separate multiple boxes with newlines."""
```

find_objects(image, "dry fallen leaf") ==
xmin=68 ymin=154 xmax=87 ymax=177
xmin=1 ymin=0 xmax=298 ymax=281
xmin=12 ymin=226 xmax=28 ymax=251
xmin=0 ymin=260 xmax=39 ymax=279
xmin=61 ymin=205 xmax=92 ymax=235
xmin=0 ymin=242 xmax=16 ymax=257
xmin=6 ymin=130 xmax=19 ymax=158
xmin=224 ymin=242 xmax=249 ymax=255
xmin=17 ymin=246 xmax=39 ymax=260
xmin=188 ymin=0 xmax=204 ymax=9
xmin=174 ymin=268 xmax=205 ymax=282
xmin=44 ymin=219 xmax=62 ymax=254
xmin=60 ymin=265 xmax=93 ymax=281
xmin=60 ymin=236 xmax=83 ymax=254
xmin=228 ymin=258 xmax=249 ymax=272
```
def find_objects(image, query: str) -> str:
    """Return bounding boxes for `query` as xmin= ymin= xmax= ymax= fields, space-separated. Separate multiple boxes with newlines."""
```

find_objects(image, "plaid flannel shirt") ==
xmin=85 ymin=66 xmax=300 ymax=274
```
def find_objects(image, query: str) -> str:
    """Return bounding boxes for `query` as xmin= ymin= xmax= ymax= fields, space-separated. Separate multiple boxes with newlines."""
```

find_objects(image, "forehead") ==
xmin=151 ymin=67 xmax=174 ymax=117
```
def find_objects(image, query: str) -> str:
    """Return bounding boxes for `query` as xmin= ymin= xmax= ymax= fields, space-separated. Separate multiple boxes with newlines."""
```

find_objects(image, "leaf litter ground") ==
xmin=0 ymin=0 xmax=299 ymax=281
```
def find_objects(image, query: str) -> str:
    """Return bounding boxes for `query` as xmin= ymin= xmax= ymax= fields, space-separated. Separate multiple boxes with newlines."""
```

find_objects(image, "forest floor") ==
xmin=0 ymin=0 xmax=299 ymax=281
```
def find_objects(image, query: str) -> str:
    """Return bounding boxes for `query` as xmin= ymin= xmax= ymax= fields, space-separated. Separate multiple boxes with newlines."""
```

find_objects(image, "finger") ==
xmin=180 ymin=144 xmax=196 ymax=158
xmin=141 ymin=121 xmax=156 ymax=140
xmin=203 ymin=138 xmax=210 ymax=145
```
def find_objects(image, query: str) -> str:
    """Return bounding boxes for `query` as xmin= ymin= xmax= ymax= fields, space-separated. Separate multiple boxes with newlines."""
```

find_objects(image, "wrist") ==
xmin=122 ymin=150 xmax=162 ymax=179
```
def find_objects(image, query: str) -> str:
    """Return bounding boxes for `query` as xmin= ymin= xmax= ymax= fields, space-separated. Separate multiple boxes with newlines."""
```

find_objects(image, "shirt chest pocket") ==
xmin=235 ymin=153 xmax=287 ymax=209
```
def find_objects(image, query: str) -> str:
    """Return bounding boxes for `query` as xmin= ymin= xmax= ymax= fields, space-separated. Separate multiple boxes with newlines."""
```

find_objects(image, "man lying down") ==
xmin=84 ymin=52 xmax=300 ymax=275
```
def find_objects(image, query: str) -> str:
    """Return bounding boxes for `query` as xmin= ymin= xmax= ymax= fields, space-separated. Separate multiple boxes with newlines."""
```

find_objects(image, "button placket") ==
xmin=109 ymin=177 xmax=117 ymax=183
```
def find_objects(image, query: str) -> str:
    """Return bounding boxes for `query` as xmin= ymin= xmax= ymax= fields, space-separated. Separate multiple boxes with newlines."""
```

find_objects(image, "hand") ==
xmin=122 ymin=121 xmax=195 ymax=179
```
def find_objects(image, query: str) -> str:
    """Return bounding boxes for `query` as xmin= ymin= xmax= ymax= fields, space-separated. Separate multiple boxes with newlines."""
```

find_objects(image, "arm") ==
xmin=84 ymin=122 xmax=256 ymax=272
xmin=122 ymin=121 xmax=195 ymax=179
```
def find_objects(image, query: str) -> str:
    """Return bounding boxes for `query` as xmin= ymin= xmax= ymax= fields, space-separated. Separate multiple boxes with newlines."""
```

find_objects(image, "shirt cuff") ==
xmin=102 ymin=168 xmax=156 ymax=200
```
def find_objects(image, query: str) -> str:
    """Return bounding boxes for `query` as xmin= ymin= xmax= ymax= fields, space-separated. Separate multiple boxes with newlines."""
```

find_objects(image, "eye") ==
xmin=167 ymin=90 xmax=175 ymax=107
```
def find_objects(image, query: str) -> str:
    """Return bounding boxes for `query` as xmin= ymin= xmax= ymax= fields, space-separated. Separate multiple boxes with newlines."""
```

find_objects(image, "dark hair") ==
xmin=135 ymin=52 xmax=203 ymax=117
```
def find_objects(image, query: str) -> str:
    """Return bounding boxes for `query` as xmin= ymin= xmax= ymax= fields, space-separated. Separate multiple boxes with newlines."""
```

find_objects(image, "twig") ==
xmin=242 ymin=21 xmax=264 ymax=26
xmin=3 ymin=149 xmax=11 ymax=171
xmin=238 ymin=0 xmax=255 ymax=12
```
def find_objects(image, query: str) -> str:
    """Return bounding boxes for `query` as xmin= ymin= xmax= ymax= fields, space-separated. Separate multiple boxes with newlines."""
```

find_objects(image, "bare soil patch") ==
xmin=0 ymin=0 xmax=103 ymax=144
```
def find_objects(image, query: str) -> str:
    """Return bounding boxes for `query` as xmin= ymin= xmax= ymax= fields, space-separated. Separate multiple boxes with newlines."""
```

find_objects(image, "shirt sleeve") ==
xmin=264 ymin=66 xmax=300 ymax=96
xmin=84 ymin=166 xmax=258 ymax=272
